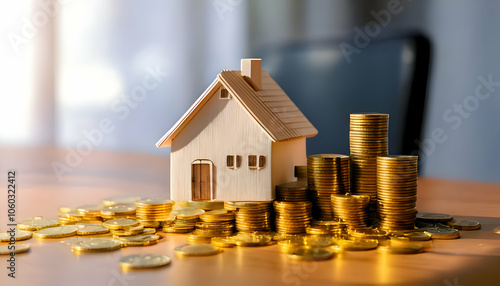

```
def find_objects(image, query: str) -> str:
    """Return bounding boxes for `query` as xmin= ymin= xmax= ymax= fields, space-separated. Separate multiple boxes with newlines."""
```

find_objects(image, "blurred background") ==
xmin=1 ymin=0 xmax=499 ymax=183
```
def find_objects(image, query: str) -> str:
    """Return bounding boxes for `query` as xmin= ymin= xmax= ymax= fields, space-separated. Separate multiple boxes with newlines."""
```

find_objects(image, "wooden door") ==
xmin=192 ymin=162 xmax=211 ymax=201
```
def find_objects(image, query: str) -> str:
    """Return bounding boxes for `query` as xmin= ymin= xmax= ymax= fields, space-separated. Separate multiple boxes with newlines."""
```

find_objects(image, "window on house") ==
xmin=220 ymin=88 xmax=230 ymax=99
xmin=258 ymin=155 xmax=266 ymax=169
xmin=227 ymin=155 xmax=241 ymax=169
xmin=248 ymin=155 xmax=257 ymax=169
xmin=227 ymin=155 xmax=234 ymax=169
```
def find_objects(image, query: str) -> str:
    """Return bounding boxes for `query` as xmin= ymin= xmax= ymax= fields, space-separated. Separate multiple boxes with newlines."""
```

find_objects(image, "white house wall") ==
xmin=271 ymin=138 xmax=307 ymax=195
xmin=170 ymin=87 xmax=273 ymax=201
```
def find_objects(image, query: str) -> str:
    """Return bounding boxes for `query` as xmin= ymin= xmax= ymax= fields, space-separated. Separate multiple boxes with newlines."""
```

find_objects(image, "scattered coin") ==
xmin=378 ymin=243 xmax=424 ymax=254
xmin=337 ymin=239 xmax=378 ymax=251
xmin=0 ymin=229 xmax=32 ymax=242
xmin=119 ymin=254 xmax=171 ymax=270
xmin=102 ymin=218 xmax=140 ymax=230
xmin=115 ymin=234 xmax=160 ymax=247
xmin=77 ymin=224 xmax=110 ymax=235
xmin=424 ymin=228 xmax=460 ymax=239
xmin=33 ymin=225 xmax=79 ymax=239
xmin=416 ymin=213 xmax=453 ymax=223
xmin=174 ymin=243 xmax=221 ymax=256
xmin=211 ymin=237 xmax=236 ymax=248
xmin=71 ymin=238 xmax=122 ymax=252
xmin=17 ymin=217 xmax=59 ymax=231
xmin=0 ymin=243 xmax=30 ymax=255
xmin=448 ymin=220 xmax=481 ymax=230
xmin=287 ymin=247 xmax=336 ymax=261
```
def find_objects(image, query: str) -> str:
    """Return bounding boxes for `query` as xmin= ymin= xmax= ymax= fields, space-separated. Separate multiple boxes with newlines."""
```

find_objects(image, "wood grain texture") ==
xmin=170 ymin=87 xmax=273 ymax=201
xmin=1 ymin=147 xmax=500 ymax=286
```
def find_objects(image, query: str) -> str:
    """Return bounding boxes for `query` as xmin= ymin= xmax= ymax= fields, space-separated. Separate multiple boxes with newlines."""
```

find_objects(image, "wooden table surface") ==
xmin=1 ymin=147 xmax=500 ymax=286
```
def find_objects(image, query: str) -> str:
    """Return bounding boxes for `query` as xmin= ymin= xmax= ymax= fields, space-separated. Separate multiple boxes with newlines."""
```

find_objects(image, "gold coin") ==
xmin=416 ymin=213 xmax=453 ymax=223
xmin=72 ymin=238 xmax=122 ymax=252
xmin=0 ymin=229 xmax=32 ymax=242
xmin=33 ymin=225 xmax=79 ymax=239
xmin=288 ymin=247 xmax=336 ymax=261
xmin=187 ymin=234 xmax=212 ymax=244
xmin=59 ymin=207 xmax=73 ymax=214
xmin=76 ymin=205 xmax=103 ymax=215
xmin=0 ymin=243 xmax=30 ymax=255
xmin=199 ymin=209 xmax=234 ymax=221
xmin=102 ymin=218 xmax=140 ymax=230
xmin=116 ymin=234 xmax=160 ymax=246
xmin=211 ymin=237 xmax=236 ymax=248
xmin=119 ymin=254 xmax=171 ymax=270
xmin=448 ymin=220 xmax=481 ymax=230
xmin=378 ymin=243 xmax=423 ymax=254
xmin=170 ymin=208 xmax=205 ymax=219
xmin=174 ymin=243 xmax=221 ymax=256
xmin=101 ymin=204 xmax=136 ymax=216
xmin=77 ymin=224 xmax=110 ymax=235
xmin=424 ymin=228 xmax=460 ymax=239
xmin=17 ymin=217 xmax=59 ymax=231
xmin=135 ymin=199 xmax=173 ymax=207
xmin=338 ymin=239 xmax=378 ymax=251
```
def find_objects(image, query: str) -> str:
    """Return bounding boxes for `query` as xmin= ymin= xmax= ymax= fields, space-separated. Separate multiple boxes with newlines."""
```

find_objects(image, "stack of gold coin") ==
xmin=76 ymin=205 xmax=103 ymax=221
xmin=273 ymin=201 xmax=312 ymax=234
xmin=377 ymin=155 xmax=418 ymax=231
xmin=101 ymin=204 xmax=136 ymax=220
xmin=193 ymin=209 xmax=235 ymax=238
xmin=163 ymin=208 xmax=204 ymax=234
xmin=276 ymin=181 xmax=309 ymax=202
xmin=135 ymin=199 xmax=173 ymax=223
xmin=307 ymin=154 xmax=350 ymax=220
xmin=331 ymin=194 xmax=370 ymax=230
xmin=225 ymin=201 xmax=273 ymax=232
xmin=349 ymin=113 xmax=389 ymax=223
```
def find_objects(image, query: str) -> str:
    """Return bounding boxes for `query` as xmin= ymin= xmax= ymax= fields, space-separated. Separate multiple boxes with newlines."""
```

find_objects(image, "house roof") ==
xmin=156 ymin=70 xmax=318 ymax=147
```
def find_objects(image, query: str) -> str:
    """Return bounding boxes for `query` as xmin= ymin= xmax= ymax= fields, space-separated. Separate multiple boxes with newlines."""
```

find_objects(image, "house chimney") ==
xmin=241 ymin=58 xmax=261 ymax=90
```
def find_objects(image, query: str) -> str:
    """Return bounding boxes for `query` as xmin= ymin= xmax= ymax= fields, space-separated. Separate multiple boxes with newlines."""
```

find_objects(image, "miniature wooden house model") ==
xmin=157 ymin=59 xmax=317 ymax=201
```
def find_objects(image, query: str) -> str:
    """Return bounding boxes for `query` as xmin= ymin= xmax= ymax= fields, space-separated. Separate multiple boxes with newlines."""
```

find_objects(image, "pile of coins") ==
xmin=331 ymin=194 xmax=370 ymax=230
xmin=349 ymin=113 xmax=389 ymax=223
xmin=225 ymin=201 xmax=273 ymax=232
xmin=135 ymin=199 xmax=173 ymax=226
xmin=273 ymin=201 xmax=312 ymax=234
xmin=377 ymin=156 xmax=418 ymax=231
xmin=76 ymin=205 xmax=103 ymax=221
xmin=307 ymin=154 xmax=350 ymax=220
xmin=163 ymin=208 xmax=204 ymax=234
xmin=276 ymin=181 xmax=309 ymax=202
xmin=194 ymin=210 xmax=235 ymax=237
